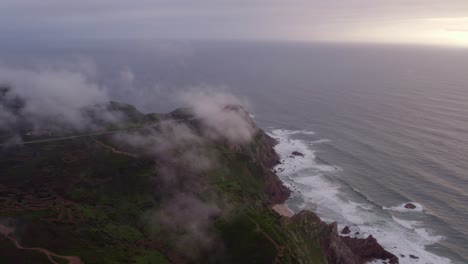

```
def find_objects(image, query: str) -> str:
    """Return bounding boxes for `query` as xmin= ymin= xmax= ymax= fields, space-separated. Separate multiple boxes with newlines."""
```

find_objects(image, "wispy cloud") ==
xmin=0 ymin=61 xmax=109 ymax=131
xmin=178 ymin=89 xmax=256 ymax=144
xmin=111 ymin=90 xmax=257 ymax=259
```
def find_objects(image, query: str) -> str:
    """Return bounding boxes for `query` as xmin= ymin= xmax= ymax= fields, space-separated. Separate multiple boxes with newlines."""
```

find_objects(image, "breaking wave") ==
xmin=268 ymin=129 xmax=453 ymax=264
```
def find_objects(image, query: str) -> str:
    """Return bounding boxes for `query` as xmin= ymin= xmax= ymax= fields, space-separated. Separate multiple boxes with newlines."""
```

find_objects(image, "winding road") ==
xmin=0 ymin=224 xmax=83 ymax=264
xmin=0 ymin=118 xmax=196 ymax=147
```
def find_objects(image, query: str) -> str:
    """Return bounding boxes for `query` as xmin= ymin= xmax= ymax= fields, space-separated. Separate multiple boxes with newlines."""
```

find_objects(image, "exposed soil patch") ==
xmin=0 ymin=224 xmax=83 ymax=264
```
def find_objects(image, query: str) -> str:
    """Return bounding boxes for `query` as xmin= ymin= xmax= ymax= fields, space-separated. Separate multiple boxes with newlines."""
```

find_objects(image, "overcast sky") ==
xmin=1 ymin=0 xmax=468 ymax=47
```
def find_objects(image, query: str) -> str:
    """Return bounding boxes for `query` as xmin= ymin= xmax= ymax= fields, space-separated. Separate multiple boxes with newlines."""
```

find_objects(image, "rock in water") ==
xmin=404 ymin=203 xmax=416 ymax=209
xmin=291 ymin=151 xmax=305 ymax=157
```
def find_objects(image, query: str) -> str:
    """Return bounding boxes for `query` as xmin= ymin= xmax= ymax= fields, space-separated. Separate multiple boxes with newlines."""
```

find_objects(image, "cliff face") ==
xmin=0 ymin=102 xmax=397 ymax=264
xmin=285 ymin=211 xmax=359 ymax=264
xmin=247 ymin=131 xmax=398 ymax=264
xmin=247 ymin=130 xmax=291 ymax=205
xmin=213 ymin=110 xmax=398 ymax=264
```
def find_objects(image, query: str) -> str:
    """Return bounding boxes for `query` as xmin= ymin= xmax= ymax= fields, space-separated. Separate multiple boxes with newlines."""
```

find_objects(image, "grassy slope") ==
xmin=0 ymin=120 xmax=327 ymax=263
xmin=206 ymin=137 xmax=327 ymax=264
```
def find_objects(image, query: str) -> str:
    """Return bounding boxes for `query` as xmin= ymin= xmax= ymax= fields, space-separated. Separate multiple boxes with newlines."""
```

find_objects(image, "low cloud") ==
xmin=0 ymin=62 xmax=110 ymax=132
xmin=0 ymin=104 xmax=17 ymax=129
xmin=0 ymin=59 xmax=256 ymax=259
xmin=113 ymin=120 xmax=220 ymax=258
xmin=113 ymin=90 xmax=257 ymax=259
xmin=0 ymin=61 xmax=154 ymax=139
xmin=145 ymin=193 xmax=221 ymax=259
xmin=178 ymin=89 xmax=257 ymax=144
xmin=113 ymin=121 xmax=209 ymax=165
xmin=120 ymin=66 xmax=135 ymax=84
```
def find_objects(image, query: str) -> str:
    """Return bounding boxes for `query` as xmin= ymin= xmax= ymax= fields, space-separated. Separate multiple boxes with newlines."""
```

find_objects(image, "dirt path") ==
xmin=0 ymin=119 xmax=194 ymax=147
xmin=93 ymin=139 xmax=137 ymax=158
xmin=247 ymin=216 xmax=286 ymax=264
xmin=0 ymin=224 xmax=83 ymax=264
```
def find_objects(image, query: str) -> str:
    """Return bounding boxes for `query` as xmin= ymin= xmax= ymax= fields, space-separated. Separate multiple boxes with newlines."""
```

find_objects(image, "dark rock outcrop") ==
xmin=321 ymin=222 xmax=362 ymax=264
xmin=287 ymin=211 xmax=398 ymax=264
xmin=256 ymin=131 xmax=290 ymax=205
xmin=404 ymin=203 xmax=416 ymax=209
xmin=341 ymin=235 xmax=399 ymax=264
xmin=291 ymin=151 xmax=305 ymax=157
xmin=341 ymin=226 xmax=351 ymax=235
xmin=146 ymin=105 xmax=399 ymax=263
xmin=256 ymin=120 xmax=398 ymax=263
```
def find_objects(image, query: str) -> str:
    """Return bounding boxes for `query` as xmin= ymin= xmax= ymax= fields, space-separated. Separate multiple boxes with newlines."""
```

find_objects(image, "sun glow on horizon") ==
xmin=340 ymin=17 xmax=468 ymax=47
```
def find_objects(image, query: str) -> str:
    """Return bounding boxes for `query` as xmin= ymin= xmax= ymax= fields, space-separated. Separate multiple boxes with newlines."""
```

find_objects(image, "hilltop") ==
xmin=0 ymin=101 xmax=397 ymax=263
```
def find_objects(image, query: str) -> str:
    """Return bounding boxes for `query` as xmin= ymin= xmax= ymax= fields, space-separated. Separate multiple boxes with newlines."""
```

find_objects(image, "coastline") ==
xmin=266 ymin=127 xmax=458 ymax=263
xmin=266 ymin=129 xmax=400 ymax=264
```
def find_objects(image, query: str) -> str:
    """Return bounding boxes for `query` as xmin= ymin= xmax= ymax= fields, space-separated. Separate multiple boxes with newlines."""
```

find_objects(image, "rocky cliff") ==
xmin=0 ymin=102 xmax=397 ymax=264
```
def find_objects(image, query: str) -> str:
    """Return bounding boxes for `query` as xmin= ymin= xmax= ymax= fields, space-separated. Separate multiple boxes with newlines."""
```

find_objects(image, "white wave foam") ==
xmin=268 ymin=129 xmax=337 ymax=176
xmin=367 ymin=260 xmax=392 ymax=264
xmin=310 ymin=139 xmax=331 ymax=145
xmin=271 ymin=129 xmax=315 ymax=136
xmin=269 ymin=128 xmax=452 ymax=264
xmin=392 ymin=216 xmax=445 ymax=244
xmin=384 ymin=203 xmax=424 ymax=213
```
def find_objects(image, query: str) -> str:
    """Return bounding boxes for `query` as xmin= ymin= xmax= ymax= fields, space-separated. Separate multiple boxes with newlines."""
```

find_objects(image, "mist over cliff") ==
xmin=0 ymin=54 xmax=406 ymax=263
xmin=0 ymin=60 xmax=265 ymax=260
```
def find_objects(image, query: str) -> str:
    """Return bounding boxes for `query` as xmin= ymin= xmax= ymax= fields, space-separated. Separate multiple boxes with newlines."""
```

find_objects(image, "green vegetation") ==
xmin=132 ymin=250 xmax=169 ymax=264
xmin=0 ymin=109 xmax=327 ymax=264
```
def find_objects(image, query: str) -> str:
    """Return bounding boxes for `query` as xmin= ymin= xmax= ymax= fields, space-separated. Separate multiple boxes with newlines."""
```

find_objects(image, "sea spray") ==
xmin=268 ymin=129 xmax=453 ymax=264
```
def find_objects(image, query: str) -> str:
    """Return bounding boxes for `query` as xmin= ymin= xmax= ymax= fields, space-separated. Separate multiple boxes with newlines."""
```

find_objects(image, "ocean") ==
xmin=2 ymin=41 xmax=468 ymax=263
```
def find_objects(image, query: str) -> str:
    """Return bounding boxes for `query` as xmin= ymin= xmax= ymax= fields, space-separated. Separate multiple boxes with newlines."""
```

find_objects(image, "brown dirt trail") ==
xmin=0 ymin=224 xmax=83 ymax=264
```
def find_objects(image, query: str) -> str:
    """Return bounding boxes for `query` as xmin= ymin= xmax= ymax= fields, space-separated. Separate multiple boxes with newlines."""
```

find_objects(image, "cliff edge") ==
xmin=0 ymin=102 xmax=397 ymax=264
